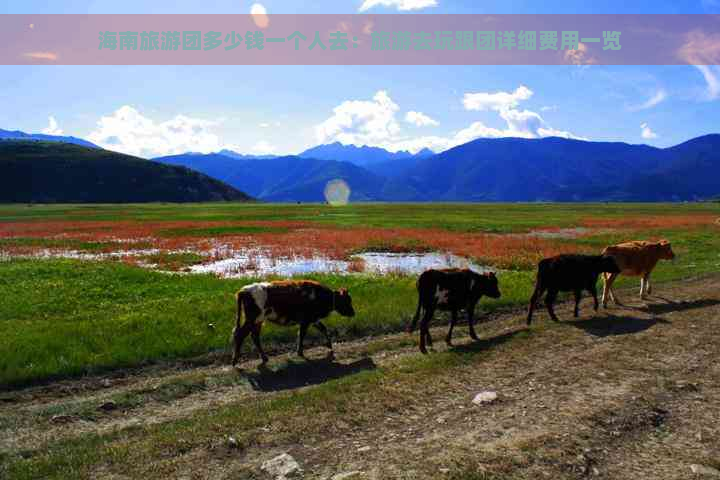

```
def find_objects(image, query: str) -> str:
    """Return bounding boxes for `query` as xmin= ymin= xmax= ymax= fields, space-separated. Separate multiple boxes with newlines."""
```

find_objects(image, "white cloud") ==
xmin=640 ymin=123 xmax=658 ymax=140
xmin=250 ymin=3 xmax=266 ymax=15
xmin=540 ymin=105 xmax=558 ymax=112
xmin=627 ymin=88 xmax=668 ymax=111
xmin=462 ymin=85 xmax=533 ymax=112
xmin=315 ymin=90 xmax=401 ymax=146
xmin=386 ymin=135 xmax=452 ymax=153
xmin=498 ymin=108 xmax=544 ymax=136
xmin=87 ymin=105 xmax=223 ymax=158
xmin=404 ymin=111 xmax=439 ymax=127
xmin=315 ymin=87 xmax=582 ymax=154
xmin=677 ymin=31 xmax=720 ymax=100
xmin=694 ymin=65 xmax=720 ymax=100
xmin=461 ymin=86 xmax=581 ymax=141
xmin=251 ymin=140 xmax=276 ymax=155
xmin=41 ymin=116 xmax=63 ymax=136
xmin=259 ymin=121 xmax=282 ymax=128
xmin=358 ymin=0 xmax=437 ymax=11
xmin=24 ymin=52 xmax=59 ymax=62
xmin=563 ymin=43 xmax=597 ymax=66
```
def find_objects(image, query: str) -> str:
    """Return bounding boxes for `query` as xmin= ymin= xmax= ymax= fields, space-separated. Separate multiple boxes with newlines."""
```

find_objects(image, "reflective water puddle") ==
xmin=1 ymin=245 xmax=490 ymax=278
xmin=189 ymin=250 xmax=489 ymax=278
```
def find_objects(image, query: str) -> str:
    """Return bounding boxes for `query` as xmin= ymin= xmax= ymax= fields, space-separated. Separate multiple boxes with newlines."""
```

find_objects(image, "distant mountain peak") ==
xmin=0 ymin=128 xmax=100 ymax=149
xmin=216 ymin=149 xmax=278 ymax=160
xmin=298 ymin=142 xmax=426 ymax=167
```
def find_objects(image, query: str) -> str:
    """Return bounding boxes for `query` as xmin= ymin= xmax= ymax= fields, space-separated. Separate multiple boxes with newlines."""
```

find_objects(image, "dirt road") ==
xmin=2 ymin=276 xmax=719 ymax=479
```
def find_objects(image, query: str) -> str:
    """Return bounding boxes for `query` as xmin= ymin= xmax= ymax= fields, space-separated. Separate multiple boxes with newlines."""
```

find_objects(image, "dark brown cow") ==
xmin=232 ymin=280 xmax=355 ymax=365
xmin=408 ymin=268 xmax=501 ymax=354
xmin=527 ymin=254 xmax=620 ymax=325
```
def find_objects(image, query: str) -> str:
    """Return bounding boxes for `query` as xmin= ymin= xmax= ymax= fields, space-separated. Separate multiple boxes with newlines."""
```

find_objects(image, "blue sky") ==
xmin=1 ymin=0 xmax=719 ymax=157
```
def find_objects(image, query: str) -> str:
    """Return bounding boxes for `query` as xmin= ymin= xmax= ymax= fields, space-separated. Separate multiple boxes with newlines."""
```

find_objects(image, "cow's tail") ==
xmin=407 ymin=278 xmax=423 ymax=333
xmin=407 ymin=299 xmax=422 ymax=333
xmin=230 ymin=290 xmax=249 ymax=360
xmin=231 ymin=291 xmax=247 ymax=343
xmin=235 ymin=290 xmax=247 ymax=332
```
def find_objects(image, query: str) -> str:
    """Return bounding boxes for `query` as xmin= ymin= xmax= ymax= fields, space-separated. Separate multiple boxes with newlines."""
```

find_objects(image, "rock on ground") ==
xmin=261 ymin=453 xmax=301 ymax=479
xmin=690 ymin=464 xmax=720 ymax=477
xmin=332 ymin=472 xmax=364 ymax=480
xmin=472 ymin=391 xmax=498 ymax=405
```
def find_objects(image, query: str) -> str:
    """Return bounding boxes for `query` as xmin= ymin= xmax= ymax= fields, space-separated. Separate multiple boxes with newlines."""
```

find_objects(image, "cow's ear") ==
xmin=659 ymin=239 xmax=670 ymax=245
xmin=338 ymin=288 xmax=348 ymax=296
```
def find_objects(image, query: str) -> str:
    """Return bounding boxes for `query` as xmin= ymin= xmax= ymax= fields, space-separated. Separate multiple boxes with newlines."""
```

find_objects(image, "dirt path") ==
xmin=2 ymin=276 xmax=719 ymax=479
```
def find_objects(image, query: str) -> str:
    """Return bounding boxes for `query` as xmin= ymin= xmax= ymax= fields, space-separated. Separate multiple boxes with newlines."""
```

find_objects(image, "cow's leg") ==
xmin=603 ymin=273 xmax=620 ymax=306
xmin=313 ymin=321 xmax=333 ymax=351
xmin=573 ymin=289 xmax=582 ymax=318
xmin=545 ymin=289 xmax=559 ymax=322
xmin=645 ymin=274 xmax=652 ymax=295
xmin=467 ymin=301 xmax=479 ymax=341
xmin=408 ymin=297 xmax=423 ymax=333
xmin=419 ymin=305 xmax=434 ymax=354
xmin=296 ymin=320 xmax=310 ymax=358
xmin=527 ymin=283 xmax=545 ymax=325
xmin=250 ymin=323 xmax=269 ymax=364
xmin=601 ymin=273 xmax=610 ymax=308
xmin=589 ymin=283 xmax=599 ymax=312
xmin=445 ymin=309 xmax=458 ymax=346
xmin=639 ymin=277 xmax=646 ymax=300
xmin=232 ymin=319 xmax=253 ymax=366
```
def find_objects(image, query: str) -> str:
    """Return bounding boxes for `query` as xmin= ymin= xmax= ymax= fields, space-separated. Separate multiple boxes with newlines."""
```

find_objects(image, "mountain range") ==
xmin=0 ymin=128 xmax=99 ymax=149
xmin=154 ymin=135 xmax=720 ymax=202
xmin=0 ymin=141 xmax=250 ymax=203
xmin=2 ymin=124 xmax=719 ymax=203
xmin=298 ymin=142 xmax=434 ymax=178
xmin=154 ymin=153 xmax=386 ymax=202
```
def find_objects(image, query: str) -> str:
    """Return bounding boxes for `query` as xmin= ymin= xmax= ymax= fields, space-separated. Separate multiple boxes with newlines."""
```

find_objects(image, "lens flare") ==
xmin=250 ymin=3 xmax=269 ymax=29
xmin=324 ymin=179 xmax=351 ymax=206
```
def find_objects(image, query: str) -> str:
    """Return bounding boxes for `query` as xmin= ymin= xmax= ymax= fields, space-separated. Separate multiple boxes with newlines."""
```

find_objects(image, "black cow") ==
xmin=526 ymin=254 xmax=620 ymax=325
xmin=408 ymin=268 xmax=501 ymax=354
xmin=232 ymin=280 xmax=355 ymax=365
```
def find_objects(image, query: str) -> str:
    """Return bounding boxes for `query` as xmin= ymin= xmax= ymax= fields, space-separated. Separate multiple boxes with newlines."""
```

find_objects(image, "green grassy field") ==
xmin=0 ymin=259 xmax=536 ymax=387
xmin=1 ymin=202 xmax=718 ymax=388
xmin=1 ymin=201 xmax=719 ymax=231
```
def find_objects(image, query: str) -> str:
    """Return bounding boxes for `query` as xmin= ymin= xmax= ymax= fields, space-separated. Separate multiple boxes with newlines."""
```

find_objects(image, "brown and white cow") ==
xmin=232 ymin=280 xmax=355 ymax=365
xmin=601 ymin=240 xmax=675 ymax=307
xmin=407 ymin=268 xmax=501 ymax=354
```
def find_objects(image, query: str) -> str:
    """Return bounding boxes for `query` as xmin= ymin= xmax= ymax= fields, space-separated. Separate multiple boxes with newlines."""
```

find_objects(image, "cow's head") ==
xmin=333 ymin=288 xmax=355 ymax=317
xmin=477 ymin=271 xmax=501 ymax=299
xmin=599 ymin=255 xmax=621 ymax=274
xmin=657 ymin=240 xmax=675 ymax=260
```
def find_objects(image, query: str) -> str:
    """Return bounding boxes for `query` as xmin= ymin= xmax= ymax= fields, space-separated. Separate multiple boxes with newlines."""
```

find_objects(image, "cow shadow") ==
xmin=640 ymin=298 xmax=720 ymax=316
xmin=448 ymin=328 xmax=528 ymax=355
xmin=243 ymin=354 xmax=377 ymax=392
xmin=565 ymin=314 xmax=670 ymax=338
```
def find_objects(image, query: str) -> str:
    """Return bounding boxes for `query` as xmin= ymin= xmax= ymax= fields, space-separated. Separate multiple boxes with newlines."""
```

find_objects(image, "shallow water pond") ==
xmin=189 ymin=250 xmax=490 ymax=277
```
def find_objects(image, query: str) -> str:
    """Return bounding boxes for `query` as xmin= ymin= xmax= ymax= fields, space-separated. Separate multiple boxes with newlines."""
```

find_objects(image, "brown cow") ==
xmin=408 ymin=268 xmax=501 ymax=354
xmin=601 ymin=240 xmax=675 ymax=307
xmin=232 ymin=280 xmax=355 ymax=365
